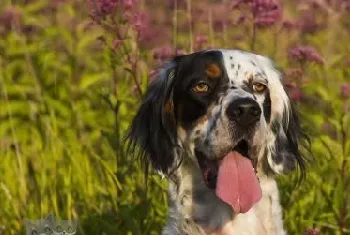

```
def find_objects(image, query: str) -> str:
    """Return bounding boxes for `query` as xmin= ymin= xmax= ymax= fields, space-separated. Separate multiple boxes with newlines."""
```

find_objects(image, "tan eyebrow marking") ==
xmin=164 ymin=100 xmax=174 ymax=114
xmin=205 ymin=63 xmax=222 ymax=78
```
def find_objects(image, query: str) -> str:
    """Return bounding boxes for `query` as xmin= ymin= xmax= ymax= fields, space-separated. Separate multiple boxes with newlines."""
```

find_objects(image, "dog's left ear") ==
xmin=267 ymin=104 xmax=306 ymax=175
xmin=126 ymin=61 xmax=179 ymax=175
xmin=256 ymin=55 xmax=306 ymax=176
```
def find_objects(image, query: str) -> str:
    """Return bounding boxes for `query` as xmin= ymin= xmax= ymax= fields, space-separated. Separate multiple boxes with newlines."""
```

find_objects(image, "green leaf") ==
xmin=79 ymin=73 xmax=108 ymax=90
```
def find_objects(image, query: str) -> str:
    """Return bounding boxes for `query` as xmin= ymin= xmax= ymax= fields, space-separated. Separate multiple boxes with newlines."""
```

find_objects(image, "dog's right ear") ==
xmin=126 ymin=61 xmax=179 ymax=175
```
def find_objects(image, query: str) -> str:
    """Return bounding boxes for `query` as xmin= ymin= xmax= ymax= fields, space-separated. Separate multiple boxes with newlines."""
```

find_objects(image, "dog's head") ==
xmin=127 ymin=49 xmax=305 ymax=188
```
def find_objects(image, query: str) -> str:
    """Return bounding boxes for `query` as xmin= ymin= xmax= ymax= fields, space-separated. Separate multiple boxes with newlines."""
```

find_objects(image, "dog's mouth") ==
xmin=195 ymin=139 xmax=262 ymax=213
xmin=196 ymin=139 xmax=254 ymax=188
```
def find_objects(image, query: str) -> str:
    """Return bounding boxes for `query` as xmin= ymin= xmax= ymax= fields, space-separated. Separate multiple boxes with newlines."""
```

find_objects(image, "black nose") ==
xmin=226 ymin=98 xmax=261 ymax=126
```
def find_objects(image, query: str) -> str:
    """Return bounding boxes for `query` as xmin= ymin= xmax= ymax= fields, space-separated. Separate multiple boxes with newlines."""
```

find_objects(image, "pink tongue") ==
xmin=215 ymin=151 xmax=262 ymax=213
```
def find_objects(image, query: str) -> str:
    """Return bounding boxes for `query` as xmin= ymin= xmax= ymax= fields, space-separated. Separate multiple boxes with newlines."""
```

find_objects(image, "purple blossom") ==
xmin=287 ymin=85 xmax=304 ymax=102
xmin=129 ymin=11 xmax=152 ymax=41
xmin=152 ymin=46 xmax=174 ymax=62
xmin=340 ymin=0 xmax=350 ymax=10
xmin=282 ymin=19 xmax=298 ymax=30
xmin=305 ymin=228 xmax=321 ymax=235
xmin=284 ymin=68 xmax=304 ymax=81
xmin=113 ymin=39 xmax=122 ymax=48
xmin=92 ymin=0 xmax=136 ymax=16
xmin=152 ymin=46 xmax=186 ymax=64
xmin=194 ymin=35 xmax=208 ymax=50
xmin=233 ymin=0 xmax=282 ymax=27
xmin=340 ymin=83 xmax=350 ymax=99
xmin=130 ymin=12 xmax=144 ymax=31
xmin=298 ymin=11 xmax=323 ymax=34
xmin=127 ymin=10 xmax=171 ymax=49
xmin=97 ymin=0 xmax=119 ymax=14
xmin=0 ymin=7 xmax=22 ymax=32
xmin=250 ymin=0 xmax=282 ymax=28
xmin=288 ymin=46 xmax=325 ymax=65
xmin=123 ymin=0 xmax=136 ymax=9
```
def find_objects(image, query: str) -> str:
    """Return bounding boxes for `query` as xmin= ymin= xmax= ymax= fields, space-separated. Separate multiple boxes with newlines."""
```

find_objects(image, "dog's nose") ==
xmin=226 ymin=98 xmax=261 ymax=126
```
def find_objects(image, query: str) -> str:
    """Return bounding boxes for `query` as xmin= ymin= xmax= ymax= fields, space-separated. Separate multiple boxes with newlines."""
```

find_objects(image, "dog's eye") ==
xmin=192 ymin=82 xmax=210 ymax=93
xmin=252 ymin=83 xmax=267 ymax=93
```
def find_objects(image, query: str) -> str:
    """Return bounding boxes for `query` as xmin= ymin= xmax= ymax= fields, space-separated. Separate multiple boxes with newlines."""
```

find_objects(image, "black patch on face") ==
xmin=263 ymin=91 xmax=271 ymax=122
xmin=172 ymin=51 xmax=228 ymax=129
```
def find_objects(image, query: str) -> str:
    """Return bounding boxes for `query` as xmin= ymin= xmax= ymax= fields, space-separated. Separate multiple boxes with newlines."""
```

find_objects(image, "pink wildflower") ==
xmin=288 ymin=46 xmax=325 ymax=65
xmin=305 ymin=228 xmax=321 ymax=235
xmin=340 ymin=83 xmax=350 ymax=99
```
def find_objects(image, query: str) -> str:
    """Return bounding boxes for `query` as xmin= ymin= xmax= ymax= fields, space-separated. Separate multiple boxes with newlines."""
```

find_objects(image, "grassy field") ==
xmin=0 ymin=0 xmax=349 ymax=234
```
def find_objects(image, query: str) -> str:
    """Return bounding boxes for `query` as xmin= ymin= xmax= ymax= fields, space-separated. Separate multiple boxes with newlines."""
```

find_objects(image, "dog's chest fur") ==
xmin=163 ymin=164 xmax=286 ymax=235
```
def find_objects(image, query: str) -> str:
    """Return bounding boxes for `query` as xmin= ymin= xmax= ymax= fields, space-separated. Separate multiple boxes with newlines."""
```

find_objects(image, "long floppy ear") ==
xmin=267 ymin=104 xmax=306 ymax=175
xmin=257 ymin=55 xmax=306 ymax=176
xmin=126 ymin=61 xmax=179 ymax=175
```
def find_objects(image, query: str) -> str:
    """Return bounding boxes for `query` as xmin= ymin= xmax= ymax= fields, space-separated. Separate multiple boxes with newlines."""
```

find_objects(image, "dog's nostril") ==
xmin=250 ymin=106 xmax=261 ymax=117
xmin=232 ymin=107 xmax=244 ymax=118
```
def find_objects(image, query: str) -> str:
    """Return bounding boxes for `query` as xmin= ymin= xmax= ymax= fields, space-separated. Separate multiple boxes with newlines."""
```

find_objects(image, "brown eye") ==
xmin=252 ymin=83 xmax=267 ymax=93
xmin=192 ymin=83 xmax=210 ymax=93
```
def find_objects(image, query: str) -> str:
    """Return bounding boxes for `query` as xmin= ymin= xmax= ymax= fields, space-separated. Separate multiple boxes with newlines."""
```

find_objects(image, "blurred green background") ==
xmin=0 ymin=0 xmax=349 ymax=234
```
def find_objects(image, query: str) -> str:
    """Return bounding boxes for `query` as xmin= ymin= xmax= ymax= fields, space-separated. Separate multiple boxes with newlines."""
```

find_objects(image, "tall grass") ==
xmin=0 ymin=0 xmax=349 ymax=234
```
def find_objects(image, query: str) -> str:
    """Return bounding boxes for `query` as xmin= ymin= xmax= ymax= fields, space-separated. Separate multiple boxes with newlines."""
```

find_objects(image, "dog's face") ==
xmin=127 ymin=49 xmax=305 ymax=188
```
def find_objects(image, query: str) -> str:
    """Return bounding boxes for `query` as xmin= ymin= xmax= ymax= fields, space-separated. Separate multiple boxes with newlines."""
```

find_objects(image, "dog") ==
xmin=126 ymin=49 xmax=306 ymax=235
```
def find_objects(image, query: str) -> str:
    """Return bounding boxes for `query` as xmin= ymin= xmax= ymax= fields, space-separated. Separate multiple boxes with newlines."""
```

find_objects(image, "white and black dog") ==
xmin=127 ymin=49 xmax=307 ymax=235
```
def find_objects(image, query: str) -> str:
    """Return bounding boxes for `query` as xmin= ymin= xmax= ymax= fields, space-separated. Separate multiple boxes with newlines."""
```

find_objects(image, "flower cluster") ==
xmin=305 ymin=228 xmax=321 ymax=235
xmin=282 ymin=19 xmax=298 ymax=30
xmin=298 ymin=10 xmax=324 ymax=34
xmin=152 ymin=46 xmax=185 ymax=63
xmin=194 ymin=35 xmax=208 ymax=50
xmin=340 ymin=83 xmax=350 ymax=99
xmin=232 ymin=0 xmax=282 ymax=28
xmin=250 ymin=0 xmax=282 ymax=28
xmin=153 ymin=46 xmax=173 ymax=61
xmin=129 ymin=11 xmax=148 ymax=38
xmin=284 ymin=68 xmax=304 ymax=81
xmin=0 ymin=7 xmax=22 ymax=32
xmin=93 ymin=0 xmax=136 ymax=15
xmin=97 ymin=0 xmax=118 ymax=14
xmin=288 ymin=46 xmax=325 ymax=65
xmin=285 ymin=84 xmax=304 ymax=102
